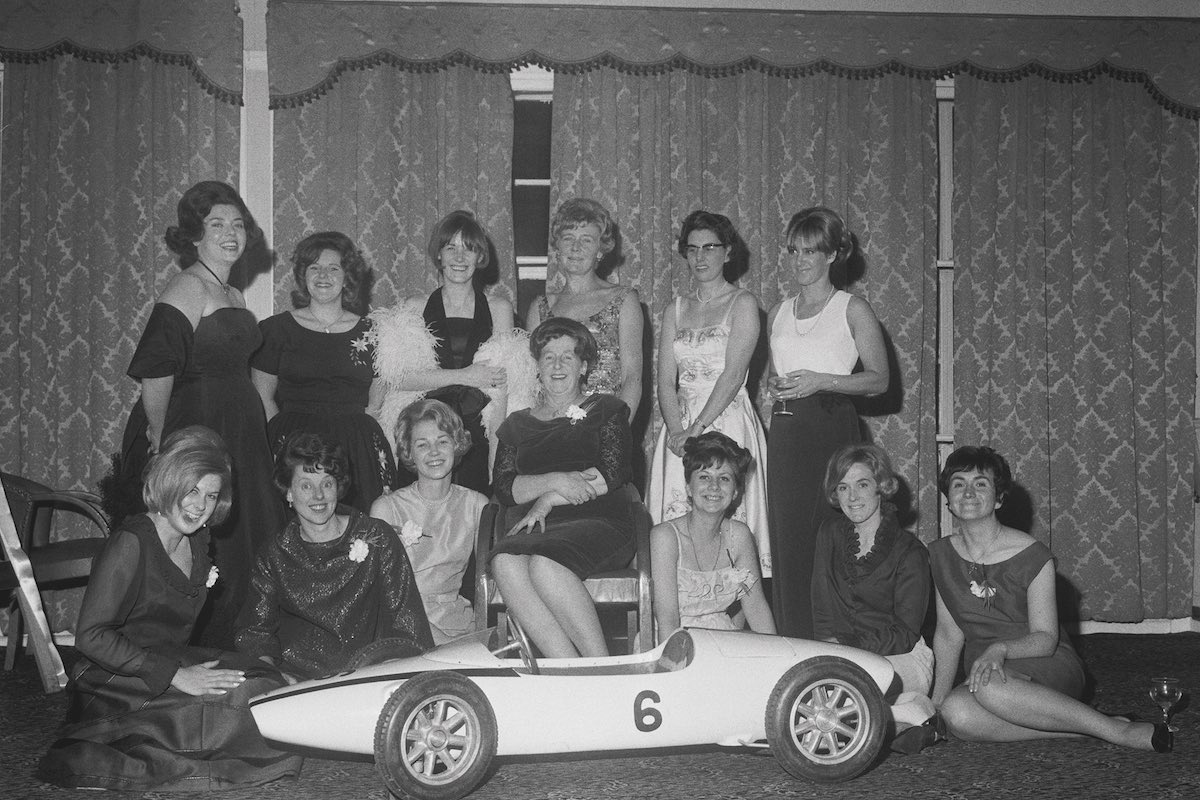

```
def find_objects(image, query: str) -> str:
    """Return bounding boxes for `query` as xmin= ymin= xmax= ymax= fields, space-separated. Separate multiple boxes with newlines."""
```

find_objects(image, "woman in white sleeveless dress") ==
xmin=647 ymin=211 xmax=770 ymax=575
xmin=766 ymin=206 xmax=888 ymax=639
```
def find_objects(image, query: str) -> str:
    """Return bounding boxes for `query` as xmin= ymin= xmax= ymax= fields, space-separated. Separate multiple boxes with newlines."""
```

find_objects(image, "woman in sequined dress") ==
xmin=525 ymin=198 xmax=643 ymax=420
xmin=236 ymin=433 xmax=432 ymax=680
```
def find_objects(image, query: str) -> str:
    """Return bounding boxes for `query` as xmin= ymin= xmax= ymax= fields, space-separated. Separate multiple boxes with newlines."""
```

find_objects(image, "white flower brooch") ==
xmin=205 ymin=566 xmax=219 ymax=588
xmin=348 ymin=538 xmax=370 ymax=563
xmin=399 ymin=520 xmax=428 ymax=548
xmin=565 ymin=404 xmax=587 ymax=425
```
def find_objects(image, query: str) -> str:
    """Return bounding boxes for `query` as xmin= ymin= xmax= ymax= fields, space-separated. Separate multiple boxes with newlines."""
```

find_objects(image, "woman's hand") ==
xmin=551 ymin=471 xmax=598 ymax=505
xmin=171 ymin=660 xmax=246 ymax=696
xmin=145 ymin=423 xmax=162 ymax=454
xmin=666 ymin=421 xmax=702 ymax=457
xmin=506 ymin=496 xmax=554 ymax=537
xmin=770 ymin=369 xmax=826 ymax=401
xmin=463 ymin=362 xmax=507 ymax=390
xmin=967 ymin=643 xmax=1009 ymax=693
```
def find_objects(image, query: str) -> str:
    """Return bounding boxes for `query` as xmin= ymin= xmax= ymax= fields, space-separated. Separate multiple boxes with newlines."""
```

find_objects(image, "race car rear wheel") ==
xmin=765 ymin=656 xmax=887 ymax=783
xmin=375 ymin=671 xmax=498 ymax=800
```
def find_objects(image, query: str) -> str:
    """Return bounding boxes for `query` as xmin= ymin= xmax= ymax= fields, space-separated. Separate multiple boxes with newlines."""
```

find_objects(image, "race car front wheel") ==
xmin=375 ymin=671 xmax=498 ymax=800
xmin=765 ymin=656 xmax=887 ymax=783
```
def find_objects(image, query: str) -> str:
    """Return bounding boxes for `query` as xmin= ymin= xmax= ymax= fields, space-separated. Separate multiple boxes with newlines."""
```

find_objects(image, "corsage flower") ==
xmin=205 ymin=566 xmax=219 ymax=588
xmin=399 ymin=520 xmax=428 ymax=548
xmin=348 ymin=538 xmax=370 ymax=563
xmin=565 ymin=404 xmax=587 ymax=424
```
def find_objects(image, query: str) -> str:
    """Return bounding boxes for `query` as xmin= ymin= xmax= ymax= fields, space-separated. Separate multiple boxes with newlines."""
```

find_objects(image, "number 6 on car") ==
xmin=250 ymin=626 xmax=895 ymax=800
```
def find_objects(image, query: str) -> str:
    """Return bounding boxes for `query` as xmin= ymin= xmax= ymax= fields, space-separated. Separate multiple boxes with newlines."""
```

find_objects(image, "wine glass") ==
xmin=1148 ymin=677 xmax=1183 ymax=731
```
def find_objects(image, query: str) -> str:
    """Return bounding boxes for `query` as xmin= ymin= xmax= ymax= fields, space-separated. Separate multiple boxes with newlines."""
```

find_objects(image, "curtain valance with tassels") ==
xmin=267 ymin=2 xmax=1200 ymax=118
xmin=0 ymin=0 xmax=243 ymax=103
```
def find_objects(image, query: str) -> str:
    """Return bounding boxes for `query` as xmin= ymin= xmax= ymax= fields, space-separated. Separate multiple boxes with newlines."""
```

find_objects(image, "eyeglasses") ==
xmin=685 ymin=243 xmax=725 ymax=256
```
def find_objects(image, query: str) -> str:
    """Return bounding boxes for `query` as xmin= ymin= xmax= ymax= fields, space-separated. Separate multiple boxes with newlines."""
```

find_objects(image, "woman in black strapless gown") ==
xmin=107 ymin=181 xmax=285 ymax=650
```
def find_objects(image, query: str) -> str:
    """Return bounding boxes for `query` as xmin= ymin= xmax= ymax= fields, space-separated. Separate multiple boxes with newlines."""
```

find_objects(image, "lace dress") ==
xmin=535 ymin=287 xmax=629 ymax=397
xmin=668 ymin=518 xmax=755 ymax=631
xmin=647 ymin=294 xmax=771 ymax=574
xmin=488 ymin=394 xmax=635 ymax=578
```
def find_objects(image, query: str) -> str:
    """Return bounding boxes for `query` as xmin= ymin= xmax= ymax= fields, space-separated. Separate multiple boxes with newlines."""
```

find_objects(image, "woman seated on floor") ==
xmin=650 ymin=431 xmax=774 ymax=637
xmin=488 ymin=317 xmax=637 ymax=658
xmin=930 ymin=445 xmax=1171 ymax=752
xmin=38 ymin=426 xmax=302 ymax=791
xmin=811 ymin=443 xmax=938 ymax=753
xmin=371 ymin=399 xmax=488 ymax=644
xmin=236 ymin=432 xmax=433 ymax=680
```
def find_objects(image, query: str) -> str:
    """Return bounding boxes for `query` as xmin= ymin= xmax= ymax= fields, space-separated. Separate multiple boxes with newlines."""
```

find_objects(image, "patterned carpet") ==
xmin=2 ymin=634 xmax=1196 ymax=799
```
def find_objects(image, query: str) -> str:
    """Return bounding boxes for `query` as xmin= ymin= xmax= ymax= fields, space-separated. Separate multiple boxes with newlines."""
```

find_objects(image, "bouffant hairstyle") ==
xmin=676 ymin=209 xmax=751 ymax=283
xmin=937 ymin=445 xmax=1013 ymax=503
xmin=681 ymin=431 xmax=755 ymax=519
xmin=785 ymin=206 xmax=854 ymax=271
xmin=550 ymin=198 xmax=617 ymax=257
xmin=272 ymin=432 xmax=351 ymax=499
xmin=529 ymin=317 xmax=599 ymax=386
xmin=143 ymin=425 xmax=233 ymax=526
xmin=393 ymin=399 xmax=473 ymax=470
xmin=164 ymin=181 xmax=261 ymax=268
xmin=823 ymin=443 xmax=900 ymax=506
xmin=289 ymin=231 xmax=372 ymax=315
xmin=426 ymin=210 xmax=494 ymax=283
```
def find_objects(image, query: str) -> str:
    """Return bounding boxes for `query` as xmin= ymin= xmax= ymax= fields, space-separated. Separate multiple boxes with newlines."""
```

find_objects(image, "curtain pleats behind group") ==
xmin=953 ymin=74 xmax=1198 ymax=621
xmin=272 ymin=67 xmax=515 ymax=309
xmin=0 ymin=55 xmax=239 ymax=629
xmin=551 ymin=68 xmax=940 ymax=541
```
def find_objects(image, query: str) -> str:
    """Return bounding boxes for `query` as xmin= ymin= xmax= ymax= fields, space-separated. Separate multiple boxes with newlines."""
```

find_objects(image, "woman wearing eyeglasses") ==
xmin=765 ymin=206 xmax=887 ymax=639
xmin=647 ymin=211 xmax=770 ymax=578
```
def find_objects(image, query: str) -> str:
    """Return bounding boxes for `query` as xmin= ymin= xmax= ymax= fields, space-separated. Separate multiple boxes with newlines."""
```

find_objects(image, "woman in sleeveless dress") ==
xmin=647 ymin=211 xmax=769 ymax=575
xmin=252 ymin=231 xmax=396 ymax=512
xmin=375 ymin=211 xmax=514 ymax=495
xmin=107 ymin=181 xmax=286 ymax=649
xmin=766 ymin=206 xmax=887 ymax=639
xmin=526 ymin=198 xmax=643 ymax=420
xmin=650 ymin=432 xmax=774 ymax=638
xmin=930 ymin=446 xmax=1170 ymax=752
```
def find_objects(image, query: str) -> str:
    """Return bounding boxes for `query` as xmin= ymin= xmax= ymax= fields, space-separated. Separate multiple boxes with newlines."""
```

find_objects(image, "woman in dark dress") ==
xmin=930 ymin=446 xmax=1169 ymax=752
xmin=252 ymin=231 xmax=397 ymax=512
xmin=39 ymin=427 xmax=302 ymax=791
xmin=766 ymin=206 xmax=888 ymax=639
xmin=376 ymin=210 xmax=514 ymax=493
xmin=236 ymin=433 xmax=432 ymax=680
xmin=108 ymin=180 xmax=286 ymax=649
xmin=490 ymin=318 xmax=636 ymax=658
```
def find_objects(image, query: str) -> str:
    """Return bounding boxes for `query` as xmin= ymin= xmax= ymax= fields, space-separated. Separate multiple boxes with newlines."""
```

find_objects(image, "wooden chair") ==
xmin=0 ymin=471 xmax=109 ymax=690
xmin=474 ymin=485 xmax=655 ymax=654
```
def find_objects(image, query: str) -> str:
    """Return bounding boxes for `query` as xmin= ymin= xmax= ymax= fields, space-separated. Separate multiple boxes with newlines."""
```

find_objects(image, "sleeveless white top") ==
xmin=769 ymin=290 xmax=857 ymax=377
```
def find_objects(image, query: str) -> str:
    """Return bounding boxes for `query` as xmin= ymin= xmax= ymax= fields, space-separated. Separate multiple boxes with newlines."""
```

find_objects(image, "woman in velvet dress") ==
xmin=490 ymin=318 xmax=636 ymax=658
xmin=252 ymin=231 xmax=396 ymax=512
xmin=766 ymin=206 xmax=887 ymax=639
xmin=39 ymin=427 xmax=302 ymax=791
xmin=236 ymin=433 xmax=432 ymax=680
xmin=109 ymin=180 xmax=286 ymax=649
xmin=381 ymin=210 xmax=513 ymax=493
xmin=526 ymin=198 xmax=643 ymax=420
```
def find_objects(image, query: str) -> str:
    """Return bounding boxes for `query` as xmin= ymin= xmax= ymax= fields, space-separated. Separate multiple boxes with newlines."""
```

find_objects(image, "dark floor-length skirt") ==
xmin=767 ymin=393 xmax=862 ymax=639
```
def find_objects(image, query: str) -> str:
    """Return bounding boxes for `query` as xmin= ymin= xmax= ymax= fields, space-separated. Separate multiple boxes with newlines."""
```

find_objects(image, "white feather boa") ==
xmin=368 ymin=299 xmax=538 ymax=472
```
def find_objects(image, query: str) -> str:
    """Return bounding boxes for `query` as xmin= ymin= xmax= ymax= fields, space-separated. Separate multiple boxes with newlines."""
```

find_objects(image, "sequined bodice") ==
xmin=537 ymin=288 xmax=627 ymax=396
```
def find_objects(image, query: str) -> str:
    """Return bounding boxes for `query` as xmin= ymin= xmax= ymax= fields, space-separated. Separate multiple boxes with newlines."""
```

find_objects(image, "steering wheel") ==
xmin=488 ymin=616 xmax=540 ymax=675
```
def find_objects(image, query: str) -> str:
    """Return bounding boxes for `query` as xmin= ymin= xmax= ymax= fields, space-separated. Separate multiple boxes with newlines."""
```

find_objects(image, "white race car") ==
xmin=250 ymin=626 xmax=896 ymax=800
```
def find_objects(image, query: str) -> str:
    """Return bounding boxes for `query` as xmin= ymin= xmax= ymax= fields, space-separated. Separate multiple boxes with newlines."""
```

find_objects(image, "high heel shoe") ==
xmin=890 ymin=713 xmax=947 ymax=755
xmin=1151 ymin=723 xmax=1174 ymax=754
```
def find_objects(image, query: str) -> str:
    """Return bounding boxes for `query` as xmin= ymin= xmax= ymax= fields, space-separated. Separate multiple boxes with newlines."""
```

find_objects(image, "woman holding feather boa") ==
xmin=369 ymin=210 xmax=536 ymax=495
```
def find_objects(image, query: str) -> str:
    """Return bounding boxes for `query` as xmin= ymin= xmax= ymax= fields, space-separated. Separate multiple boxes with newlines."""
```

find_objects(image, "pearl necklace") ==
xmin=792 ymin=287 xmax=835 ymax=336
